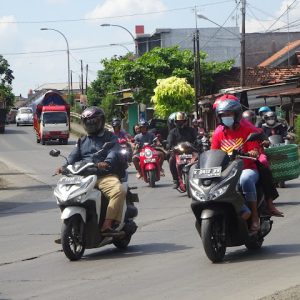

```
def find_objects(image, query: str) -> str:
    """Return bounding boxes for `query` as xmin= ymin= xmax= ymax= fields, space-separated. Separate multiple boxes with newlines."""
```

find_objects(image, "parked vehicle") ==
xmin=138 ymin=141 xmax=161 ymax=187
xmin=173 ymin=141 xmax=198 ymax=195
xmin=50 ymin=143 xmax=139 ymax=261
xmin=189 ymin=133 xmax=274 ymax=263
xmin=16 ymin=107 xmax=33 ymax=126
xmin=33 ymin=91 xmax=70 ymax=145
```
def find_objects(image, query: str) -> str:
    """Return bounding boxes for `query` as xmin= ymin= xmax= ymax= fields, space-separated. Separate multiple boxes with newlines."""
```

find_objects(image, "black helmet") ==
xmin=264 ymin=111 xmax=277 ymax=126
xmin=81 ymin=106 xmax=105 ymax=135
xmin=216 ymin=99 xmax=242 ymax=125
xmin=138 ymin=120 xmax=149 ymax=128
xmin=111 ymin=117 xmax=121 ymax=128
xmin=242 ymin=110 xmax=256 ymax=125
xmin=174 ymin=111 xmax=187 ymax=128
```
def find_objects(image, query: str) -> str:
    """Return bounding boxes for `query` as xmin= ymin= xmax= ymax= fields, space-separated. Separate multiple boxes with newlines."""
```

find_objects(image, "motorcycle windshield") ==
xmin=198 ymin=149 xmax=230 ymax=171
xmin=269 ymin=135 xmax=283 ymax=145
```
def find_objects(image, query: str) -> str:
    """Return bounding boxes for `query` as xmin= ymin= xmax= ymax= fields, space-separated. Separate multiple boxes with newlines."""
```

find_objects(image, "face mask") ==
xmin=221 ymin=116 xmax=234 ymax=127
xmin=267 ymin=119 xmax=275 ymax=126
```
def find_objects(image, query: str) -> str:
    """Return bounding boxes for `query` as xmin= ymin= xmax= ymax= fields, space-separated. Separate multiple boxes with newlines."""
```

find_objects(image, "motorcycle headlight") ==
xmin=209 ymin=184 xmax=229 ymax=200
xmin=144 ymin=148 xmax=153 ymax=158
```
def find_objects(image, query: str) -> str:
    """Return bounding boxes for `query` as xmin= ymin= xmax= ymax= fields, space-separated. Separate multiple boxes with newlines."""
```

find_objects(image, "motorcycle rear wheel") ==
xmin=245 ymin=237 xmax=263 ymax=250
xmin=148 ymin=170 xmax=156 ymax=188
xmin=61 ymin=214 xmax=86 ymax=261
xmin=201 ymin=218 xmax=226 ymax=263
xmin=113 ymin=235 xmax=131 ymax=250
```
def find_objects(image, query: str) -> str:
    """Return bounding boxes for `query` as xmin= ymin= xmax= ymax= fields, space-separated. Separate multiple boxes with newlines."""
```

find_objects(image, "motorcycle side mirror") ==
xmin=245 ymin=132 xmax=264 ymax=143
xmin=49 ymin=149 xmax=60 ymax=157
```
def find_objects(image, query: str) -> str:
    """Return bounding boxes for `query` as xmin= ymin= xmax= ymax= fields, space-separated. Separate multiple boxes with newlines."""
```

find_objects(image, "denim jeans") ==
xmin=240 ymin=168 xmax=259 ymax=203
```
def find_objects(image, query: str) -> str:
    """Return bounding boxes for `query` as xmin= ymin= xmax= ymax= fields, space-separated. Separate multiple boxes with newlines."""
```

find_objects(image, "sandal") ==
xmin=268 ymin=208 xmax=284 ymax=217
xmin=136 ymin=172 xmax=142 ymax=179
xmin=250 ymin=220 xmax=260 ymax=233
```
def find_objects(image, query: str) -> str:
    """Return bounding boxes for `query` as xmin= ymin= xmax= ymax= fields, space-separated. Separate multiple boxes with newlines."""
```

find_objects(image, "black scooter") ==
xmin=189 ymin=133 xmax=273 ymax=263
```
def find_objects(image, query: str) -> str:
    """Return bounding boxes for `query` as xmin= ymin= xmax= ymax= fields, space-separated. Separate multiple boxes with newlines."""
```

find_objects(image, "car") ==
xmin=6 ymin=107 xmax=18 ymax=124
xmin=16 ymin=107 xmax=33 ymax=126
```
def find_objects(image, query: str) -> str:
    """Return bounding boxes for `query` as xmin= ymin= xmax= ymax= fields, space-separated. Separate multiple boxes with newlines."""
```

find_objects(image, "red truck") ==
xmin=33 ymin=90 xmax=70 ymax=145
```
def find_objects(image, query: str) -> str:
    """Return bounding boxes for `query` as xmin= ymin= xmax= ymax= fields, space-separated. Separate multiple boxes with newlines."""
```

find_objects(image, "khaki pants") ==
xmin=96 ymin=175 xmax=126 ymax=223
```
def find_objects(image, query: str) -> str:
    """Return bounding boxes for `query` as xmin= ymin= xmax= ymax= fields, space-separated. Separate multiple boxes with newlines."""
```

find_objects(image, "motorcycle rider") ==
xmin=167 ymin=111 xmax=198 ymax=188
xmin=242 ymin=110 xmax=284 ymax=217
xmin=256 ymin=106 xmax=272 ymax=128
xmin=211 ymin=100 xmax=261 ymax=232
xmin=56 ymin=107 xmax=126 ymax=236
xmin=111 ymin=117 xmax=129 ymax=139
xmin=132 ymin=120 xmax=165 ymax=178
xmin=262 ymin=111 xmax=288 ymax=139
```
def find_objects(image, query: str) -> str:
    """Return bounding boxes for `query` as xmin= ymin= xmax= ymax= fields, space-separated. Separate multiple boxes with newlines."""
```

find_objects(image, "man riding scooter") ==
xmin=132 ymin=120 xmax=165 ymax=179
xmin=167 ymin=112 xmax=198 ymax=189
xmin=56 ymin=106 xmax=126 ymax=236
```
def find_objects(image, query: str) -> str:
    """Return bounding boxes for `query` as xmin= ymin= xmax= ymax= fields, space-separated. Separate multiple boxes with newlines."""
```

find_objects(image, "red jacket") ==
xmin=211 ymin=121 xmax=260 ymax=170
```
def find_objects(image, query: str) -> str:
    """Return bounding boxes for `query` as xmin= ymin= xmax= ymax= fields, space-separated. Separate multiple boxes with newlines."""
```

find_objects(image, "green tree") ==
xmin=151 ymin=76 xmax=194 ymax=119
xmin=0 ymin=55 xmax=15 ymax=108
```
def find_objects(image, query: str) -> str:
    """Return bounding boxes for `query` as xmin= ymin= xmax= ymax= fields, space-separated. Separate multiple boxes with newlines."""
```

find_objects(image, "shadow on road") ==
xmin=83 ymin=242 xmax=192 ymax=261
xmin=224 ymin=243 xmax=300 ymax=263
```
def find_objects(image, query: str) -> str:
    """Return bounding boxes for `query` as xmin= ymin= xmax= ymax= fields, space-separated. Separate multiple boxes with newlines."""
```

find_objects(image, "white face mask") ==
xmin=221 ymin=116 xmax=234 ymax=127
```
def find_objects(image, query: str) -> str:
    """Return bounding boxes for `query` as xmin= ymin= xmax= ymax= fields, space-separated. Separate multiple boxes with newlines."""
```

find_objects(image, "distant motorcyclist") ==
xmin=111 ymin=117 xmax=129 ymax=139
xmin=132 ymin=120 xmax=165 ymax=178
xmin=262 ymin=111 xmax=288 ymax=139
xmin=167 ymin=111 xmax=197 ymax=188
xmin=256 ymin=106 xmax=272 ymax=128
xmin=56 ymin=107 xmax=126 ymax=236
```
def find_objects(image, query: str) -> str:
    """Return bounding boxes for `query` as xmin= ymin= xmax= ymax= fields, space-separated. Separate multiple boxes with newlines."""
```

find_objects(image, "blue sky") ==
xmin=0 ymin=0 xmax=298 ymax=96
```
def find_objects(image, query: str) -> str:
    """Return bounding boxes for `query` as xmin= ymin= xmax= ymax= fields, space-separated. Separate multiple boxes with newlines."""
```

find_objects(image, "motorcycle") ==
xmin=189 ymin=132 xmax=273 ymax=263
xmin=50 ymin=142 xmax=139 ymax=261
xmin=173 ymin=141 xmax=198 ymax=195
xmin=138 ymin=139 xmax=161 ymax=187
xmin=118 ymin=137 xmax=133 ymax=164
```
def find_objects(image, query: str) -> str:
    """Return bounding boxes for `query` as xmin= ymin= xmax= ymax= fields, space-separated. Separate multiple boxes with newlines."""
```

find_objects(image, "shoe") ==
xmin=100 ymin=228 xmax=121 ymax=237
xmin=136 ymin=172 xmax=142 ymax=179
xmin=160 ymin=169 xmax=165 ymax=177
xmin=172 ymin=180 xmax=179 ymax=189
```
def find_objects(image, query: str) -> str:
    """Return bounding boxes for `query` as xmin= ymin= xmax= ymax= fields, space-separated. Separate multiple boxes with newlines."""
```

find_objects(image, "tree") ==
xmin=0 ymin=55 xmax=15 ymax=108
xmin=151 ymin=76 xmax=194 ymax=119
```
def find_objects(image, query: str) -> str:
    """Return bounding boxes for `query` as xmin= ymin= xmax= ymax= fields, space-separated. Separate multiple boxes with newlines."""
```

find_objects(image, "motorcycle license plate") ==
xmin=179 ymin=154 xmax=193 ymax=160
xmin=144 ymin=158 xmax=156 ymax=163
xmin=58 ymin=176 xmax=82 ymax=185
xmin=193 ymin=167 xmax=222 ymax=179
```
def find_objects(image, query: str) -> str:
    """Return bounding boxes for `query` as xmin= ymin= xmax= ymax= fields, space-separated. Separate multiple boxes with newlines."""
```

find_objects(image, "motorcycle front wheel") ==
xmin=184 ymin=174 xmax=191 ymax=198
xmin=61 ymin=214 xmax=86 ymax=261
xmin=201 ymin=217 xmax=226 ymax=263
xmin=113 ymin=235 xmax=131 ymax=250
xmin=148 ymin=170 xmax=156 ymax=187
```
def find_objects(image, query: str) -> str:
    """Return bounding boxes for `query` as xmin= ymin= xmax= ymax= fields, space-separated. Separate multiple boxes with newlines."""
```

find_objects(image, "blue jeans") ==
xmin=239 ymin=169 xmax=259 ymax=214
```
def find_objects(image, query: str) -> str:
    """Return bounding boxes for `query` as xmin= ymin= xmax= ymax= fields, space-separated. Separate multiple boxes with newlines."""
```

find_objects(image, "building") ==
xmin=136 ymin=27 xmax=241 ymax=66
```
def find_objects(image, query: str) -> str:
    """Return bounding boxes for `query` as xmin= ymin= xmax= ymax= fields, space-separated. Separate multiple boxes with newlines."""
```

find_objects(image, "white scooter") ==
xmin=50 ymin=143 xmax=138 ymax=261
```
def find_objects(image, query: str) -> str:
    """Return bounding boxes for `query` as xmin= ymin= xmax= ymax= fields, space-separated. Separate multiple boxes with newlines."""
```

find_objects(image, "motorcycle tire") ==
xmin=61 ymin=214 xmax=86 ymax=261
xmin=277 ymin=181 xmax=286 ymax=188
xmin=148 ymin=170 xmax=156 ymax=188
xmin=201 ymin=218 xmax=226 ymax=263
xmin=113 ymin=235 xmax=131 ymax=250
xmin=184 ymin=174 xmax=191 ymax=198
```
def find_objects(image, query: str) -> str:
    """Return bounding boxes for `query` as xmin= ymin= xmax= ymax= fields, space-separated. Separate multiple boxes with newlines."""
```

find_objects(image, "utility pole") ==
xmin=240 ymin=0 xmax=246 ymax=87
xmin=80 ymin=60 xmax=84 ymax=94
xmin=85 ymin=64 xmax=88 ymax=95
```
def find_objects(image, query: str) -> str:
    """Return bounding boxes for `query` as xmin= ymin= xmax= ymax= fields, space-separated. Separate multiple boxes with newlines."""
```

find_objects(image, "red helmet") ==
xmin=213 ymin=94 xmax=239 ymax=110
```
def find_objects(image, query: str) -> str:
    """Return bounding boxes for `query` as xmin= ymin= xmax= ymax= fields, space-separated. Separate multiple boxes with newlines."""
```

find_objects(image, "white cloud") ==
xmin=86 ymin=0 xmax=167 ymax=21
xmin=246 ymin=0 xmax=300 ymax=33
xmin=0 ymin=15 xmax=17 ymax=37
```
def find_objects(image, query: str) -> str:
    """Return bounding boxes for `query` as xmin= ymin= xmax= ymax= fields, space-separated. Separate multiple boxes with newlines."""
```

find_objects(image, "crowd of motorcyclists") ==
xmin=54 ymin=93 xmax=294 ymax=240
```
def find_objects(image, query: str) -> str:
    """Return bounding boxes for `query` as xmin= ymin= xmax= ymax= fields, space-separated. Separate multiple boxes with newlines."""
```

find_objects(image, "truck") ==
xmin=33 ymin=90 xmax=70 ymax=145
xmin=0 ymin=100 xmax=6 ymax=134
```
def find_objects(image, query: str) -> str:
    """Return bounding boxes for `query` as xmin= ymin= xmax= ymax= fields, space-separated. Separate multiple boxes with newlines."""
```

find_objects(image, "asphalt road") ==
xmin=1 ymin=124 xmax=300 ymax=300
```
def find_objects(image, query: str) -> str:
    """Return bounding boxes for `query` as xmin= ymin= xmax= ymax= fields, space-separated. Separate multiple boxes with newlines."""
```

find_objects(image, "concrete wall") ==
xmin=245 ymin=32 xmax=300 ymax=67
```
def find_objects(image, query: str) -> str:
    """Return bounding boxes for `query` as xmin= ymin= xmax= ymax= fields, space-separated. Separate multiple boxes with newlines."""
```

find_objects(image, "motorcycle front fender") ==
xmin=201 ymin=208 xmax=225 ymax=220
xmin=61 ymin=207 xmax=86 ymax=223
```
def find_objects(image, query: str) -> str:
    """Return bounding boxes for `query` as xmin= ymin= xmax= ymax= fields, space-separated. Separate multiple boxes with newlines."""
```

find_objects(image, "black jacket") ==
xmin=262 ymin=122 xmax=287 ymax=138
xmin=167 ymin=126 xmax=198 ymax=150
